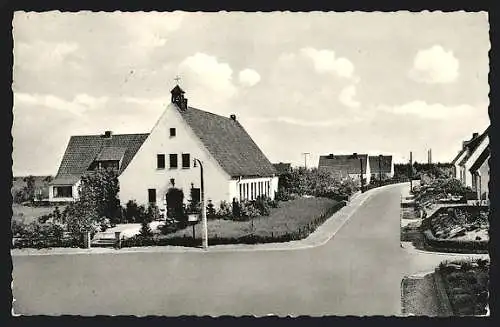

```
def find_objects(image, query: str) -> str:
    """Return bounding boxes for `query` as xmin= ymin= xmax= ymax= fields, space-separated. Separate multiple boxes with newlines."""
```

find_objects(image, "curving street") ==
xmin=11 ymin=184 xmax=487 ymax=316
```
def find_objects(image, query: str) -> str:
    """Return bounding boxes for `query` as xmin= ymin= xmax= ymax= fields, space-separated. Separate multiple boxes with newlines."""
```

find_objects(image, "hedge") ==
xmin=422 ymin=229 xmax=488 ymax=253
xmin=12 ymin=237 xmax=81 ymax=249
xmin=121 ymin=200 xmax=347 ymax=248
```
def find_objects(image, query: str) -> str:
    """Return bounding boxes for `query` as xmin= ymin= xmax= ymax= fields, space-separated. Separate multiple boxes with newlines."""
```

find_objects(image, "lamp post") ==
xmin=193 ymin=158 xmax=208 ymax=249
xmin=350 ymin=153 xmax=364 ymax=193
xmin=378 ymin=154 xmax=383 ymax=186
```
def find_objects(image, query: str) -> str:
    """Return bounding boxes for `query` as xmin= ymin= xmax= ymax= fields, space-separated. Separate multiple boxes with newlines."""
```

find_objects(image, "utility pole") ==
xmin=409 ymin=151 xmax=413 ymax=193
xmin=302 ymin=152 xmax=310 ymax=170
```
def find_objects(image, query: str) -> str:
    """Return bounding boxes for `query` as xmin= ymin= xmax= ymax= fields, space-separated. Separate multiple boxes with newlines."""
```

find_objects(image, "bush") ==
xmin=216 ymin=201 xmax=232 ymax=218
xmin=254 ymin=196 xmax=271 ymax=216
xmin=206 ymin=200 xmax=217 ymax=219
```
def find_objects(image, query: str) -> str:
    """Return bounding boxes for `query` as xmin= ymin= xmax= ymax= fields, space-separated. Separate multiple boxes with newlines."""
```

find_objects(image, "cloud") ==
xmin=121 ymin=12 xmax=185 ymax=50
xmin=14 ymin=92 xmax=108 ymax=116
xmin=300 ymin=47 xmax=355 ymax=79
xmin=178 ymin=53 xmax=238 ymax=107
xmin=409 ymin=45 xmax=460 ymax=84
xmin=14 ymin=41 xmax=80 ymax=71
xmin=246 ymin=115 xmax=363 ymax=127
xmin=238 ymin=68 xmax=261 ymax=87
xmin=376 ymin=101 xmax=480 ymax=120
xmin=339 ymin=85 xmax=360 ymax=108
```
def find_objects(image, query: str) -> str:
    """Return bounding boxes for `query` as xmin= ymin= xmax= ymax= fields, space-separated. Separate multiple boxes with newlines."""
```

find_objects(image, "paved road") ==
xmin=10 ymin=185 xmax=485 ymax=316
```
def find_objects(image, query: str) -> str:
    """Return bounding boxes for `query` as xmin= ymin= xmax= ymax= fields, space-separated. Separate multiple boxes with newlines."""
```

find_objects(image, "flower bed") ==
xmin=421 ymin=206 xmax=488 ymax=253
xmin=437 ymin=259 xmax=489 ymax=316
xmin=122 ymin=197 xmax=346 ymax=247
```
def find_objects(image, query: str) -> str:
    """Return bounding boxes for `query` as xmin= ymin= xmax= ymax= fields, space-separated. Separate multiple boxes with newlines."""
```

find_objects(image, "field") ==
xmin=169 ymin=197 xmax=340 ymax=239
xmin=12 ymin=204 xmax=65 ymax=224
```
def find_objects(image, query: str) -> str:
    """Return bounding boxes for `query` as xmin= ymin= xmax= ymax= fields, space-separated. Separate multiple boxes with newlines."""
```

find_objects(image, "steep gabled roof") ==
xmin=318 ymin=154 xmax=369 ymax=174
xmin=458 ymin=127 xmax=489 ymax=166
xmin=368 ymin=155 xmax=393 ymax=173
xmin=469 ymin=146 xmax=490 ymax=173
xmin=179 ymin=107 xmax=277 ymax=178
xmin=51 ymin=134 xmax=149 ymax=185
xmin=451 ymin=148 xmax=467 ymax=165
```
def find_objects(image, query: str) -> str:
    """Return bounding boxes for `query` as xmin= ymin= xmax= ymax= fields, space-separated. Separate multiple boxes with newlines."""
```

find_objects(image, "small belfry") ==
xmin=171 ymin=75 xmax=188 ymax=110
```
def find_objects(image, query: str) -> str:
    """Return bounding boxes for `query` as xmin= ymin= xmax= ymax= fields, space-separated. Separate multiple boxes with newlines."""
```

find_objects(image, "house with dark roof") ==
xmin=318 ymin=153 xmax=372 ymax=185
xmin=451 ymin=127 xmax=489 ymax=189
xmin=50 ymin=85 xmax=279 ymax=213
xmin=368 ymin=155 xmax=394 ymax=181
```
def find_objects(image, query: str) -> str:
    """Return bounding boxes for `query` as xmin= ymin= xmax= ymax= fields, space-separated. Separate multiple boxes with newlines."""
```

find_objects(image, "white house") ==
xmin=49 ymin=85 xmax=279 ymax=215
xmin=368 ymin=155 xmax=394 ymax=181
xmin=318 ymin=153 xmax=372 ymax=185
xmin=451 ymin=128 xmax=489 ymax=188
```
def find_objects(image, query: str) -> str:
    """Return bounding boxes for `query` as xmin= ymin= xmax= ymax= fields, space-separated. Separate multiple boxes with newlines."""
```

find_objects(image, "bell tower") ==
xmin=170 ymin=76 xmax=188 ymax=110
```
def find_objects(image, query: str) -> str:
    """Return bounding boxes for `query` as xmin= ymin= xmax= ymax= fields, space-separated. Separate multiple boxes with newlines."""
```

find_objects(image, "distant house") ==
xmin=318 ymin=153 xmax=371 ymax=185
xmin=273 ymin=162 xmax=292 ymax=175
xmin=368 ymin=155 xmax=394 ymax=181
xmin=49 ymin=85 xmax=279 ymax=215
xmin=451 ymin=127 xmax=489 ymax=189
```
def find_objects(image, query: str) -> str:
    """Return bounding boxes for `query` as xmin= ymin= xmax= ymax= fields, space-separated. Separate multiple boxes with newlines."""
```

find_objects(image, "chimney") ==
xmin=103 ymin=131 xmax=112 ymax=138
xmin=230 ymin=114 xmax=236 ymax=121
xmin=472 ymin=132 xmax=479 ymax=139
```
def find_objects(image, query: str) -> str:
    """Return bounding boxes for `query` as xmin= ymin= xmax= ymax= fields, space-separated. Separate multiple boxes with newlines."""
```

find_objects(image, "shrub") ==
xmin=206 ymin=200 xmax=217 ymax=219
xmin=254 ymin=196 xmax=271 ymax=216
xmin=275 ymin=188 xmax=291 ymax=201
xmin=216 ymin=201 xmax=232 ymax=218
xmin=232 ymin=199 xmax=241 ymax=218
xmin=239 ymin=200 xmax=260 ymax=220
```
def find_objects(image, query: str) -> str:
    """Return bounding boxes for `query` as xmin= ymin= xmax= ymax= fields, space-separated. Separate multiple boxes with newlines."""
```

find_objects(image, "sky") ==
xmin=12 ymin=11 xmax=490 ymax=176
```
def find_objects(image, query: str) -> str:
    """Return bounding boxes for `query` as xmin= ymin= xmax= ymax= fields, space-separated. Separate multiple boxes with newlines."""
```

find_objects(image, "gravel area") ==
xmin=401 ymin=274 xmax=440 ymax=316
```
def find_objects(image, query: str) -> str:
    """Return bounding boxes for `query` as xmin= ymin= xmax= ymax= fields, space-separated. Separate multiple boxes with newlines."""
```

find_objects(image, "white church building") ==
xmin=49 ymin=85 xmax=279 ymax=215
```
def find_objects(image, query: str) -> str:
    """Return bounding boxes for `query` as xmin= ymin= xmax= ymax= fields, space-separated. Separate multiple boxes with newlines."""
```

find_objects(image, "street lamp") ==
xmin=193 ymin=158 xmax=208 ymax=249
xmin=350 ymin=153 xmax=364 ymax=193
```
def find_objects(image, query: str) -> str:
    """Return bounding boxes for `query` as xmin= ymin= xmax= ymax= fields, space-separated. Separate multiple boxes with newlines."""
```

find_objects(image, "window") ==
xmin=182 ymin=153 xmax=190 ymax=168
xmin=157 ymin=154 xmax=165 ymax=169
xmin=170 ymin=128 xmax=176 ymax=137
xmin=239 ymin=184 xmax=243 ymax=201
xmin=54 ymin=186 xmax=72 ymax=198
xmin=148 ymin=189 xmax=156 ymax=204
xmin=169 ymin=154 xmax=178 ymax=168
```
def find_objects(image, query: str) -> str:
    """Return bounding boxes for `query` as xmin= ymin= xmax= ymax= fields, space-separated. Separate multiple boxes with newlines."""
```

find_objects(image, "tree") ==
xmin=22 ymin=175 xmax=36 ymax=203
xmin=79 ymin=168 xmax=121 ymax=224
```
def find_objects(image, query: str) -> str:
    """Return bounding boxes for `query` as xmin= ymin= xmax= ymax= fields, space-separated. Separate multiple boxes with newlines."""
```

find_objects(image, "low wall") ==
xmin=422 ymin=229 xmax=488 ymax=253
xmin=433 ymin=269 xmax=454 ymax=316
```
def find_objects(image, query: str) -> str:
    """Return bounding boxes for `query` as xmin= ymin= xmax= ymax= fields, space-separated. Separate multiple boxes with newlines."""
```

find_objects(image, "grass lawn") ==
xmin=168 ymin=197 xmax=339 ymax=240
xmin=12 ymin=204 xmax=65 ymax=224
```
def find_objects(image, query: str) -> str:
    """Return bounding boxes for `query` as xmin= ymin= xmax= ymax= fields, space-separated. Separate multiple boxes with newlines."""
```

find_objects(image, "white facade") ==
xmin=48 ymin=180 xmax=80 ymax=202
xmin=460 ymin=136 xmax=489 ymax=188
xmin=119 ymin=103 xmax=278 ymax=214
xmin=454 ymin=150 xmax=468 ymax=180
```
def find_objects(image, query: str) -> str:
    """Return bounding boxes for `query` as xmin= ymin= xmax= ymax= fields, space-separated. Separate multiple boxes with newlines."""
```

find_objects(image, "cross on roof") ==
xmin=174 ymin=75 xmax=181 ymax=84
